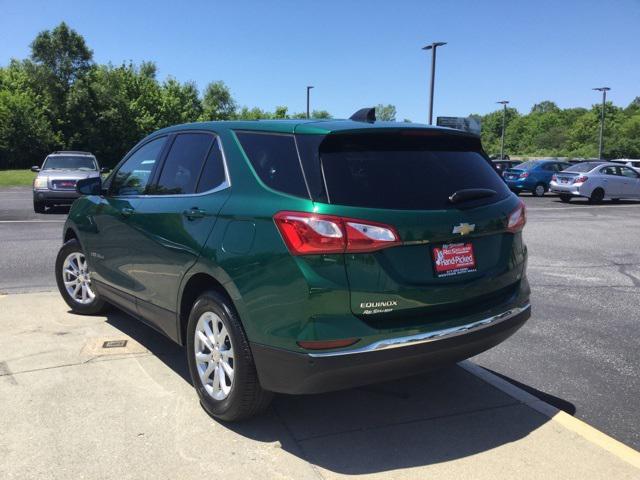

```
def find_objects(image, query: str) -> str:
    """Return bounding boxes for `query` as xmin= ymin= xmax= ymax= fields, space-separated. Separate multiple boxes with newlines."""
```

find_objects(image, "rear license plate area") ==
xmin=432 ymin=242 xmax=477 ymax=278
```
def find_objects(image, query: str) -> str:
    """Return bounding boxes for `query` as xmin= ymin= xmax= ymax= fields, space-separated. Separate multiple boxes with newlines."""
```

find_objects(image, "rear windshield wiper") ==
xmin=448 ymin=188 xmax=497 ymax=204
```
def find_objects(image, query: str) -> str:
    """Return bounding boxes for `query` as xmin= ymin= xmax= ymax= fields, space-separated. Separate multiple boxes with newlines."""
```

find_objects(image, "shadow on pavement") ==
xmin=105 ymin=308 xmax=555 ymax=475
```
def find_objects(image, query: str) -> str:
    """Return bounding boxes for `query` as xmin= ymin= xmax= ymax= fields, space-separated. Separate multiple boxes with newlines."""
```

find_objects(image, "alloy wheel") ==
xmin=62 ymin=252 xmax=95 ymax=305
xmin=194 ymin=311 xmax=235 ymax=400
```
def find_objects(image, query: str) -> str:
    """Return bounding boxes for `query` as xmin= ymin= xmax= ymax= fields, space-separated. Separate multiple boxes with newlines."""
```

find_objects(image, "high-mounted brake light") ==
xmin=274 ymin=211 xmax=401 ymax=255
xmin=507 ymin=200 xmax=526 ymax=233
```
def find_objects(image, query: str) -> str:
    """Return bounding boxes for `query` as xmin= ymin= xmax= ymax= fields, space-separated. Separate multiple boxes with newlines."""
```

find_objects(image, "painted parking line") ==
xmin=461 ymin=361 xmax=640 ymax=469
xmin=0 ymin=220 xmax=66 ymax=223
xmin=528 ymin=204 xmax=640 ymax=212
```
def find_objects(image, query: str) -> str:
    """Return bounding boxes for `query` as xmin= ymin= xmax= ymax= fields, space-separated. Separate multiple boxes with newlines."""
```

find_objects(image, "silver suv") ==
xmin=32 ymin=151 xmax=108 ymax=213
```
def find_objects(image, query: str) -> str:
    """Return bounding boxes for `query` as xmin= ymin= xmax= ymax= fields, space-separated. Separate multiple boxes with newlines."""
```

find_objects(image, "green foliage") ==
xmin=375 ymin=104 xmax=397 ymax=121
xmin=475 ymin=100 xmax=640 ymax=159
xmin=201 ymin=81 xmax=236 ymax=121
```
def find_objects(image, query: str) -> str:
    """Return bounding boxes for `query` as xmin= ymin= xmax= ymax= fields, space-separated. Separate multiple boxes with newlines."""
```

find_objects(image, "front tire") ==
xmin=186 ymin=291 xmax=272 ymax=421
xmin=33 ymin=200 xmax=46 ymax=213
xmin=55 ymin=239 xmax=108 ymax=314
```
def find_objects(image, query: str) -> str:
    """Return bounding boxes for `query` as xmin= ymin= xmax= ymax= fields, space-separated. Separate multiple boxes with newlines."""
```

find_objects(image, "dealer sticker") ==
xmin=432 ymin=242 xmax=477 ymax=278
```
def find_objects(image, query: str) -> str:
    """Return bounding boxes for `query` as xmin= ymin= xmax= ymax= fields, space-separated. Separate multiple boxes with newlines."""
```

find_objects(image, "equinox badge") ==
xmin=452 ymin=223 xmax=475 ymax=236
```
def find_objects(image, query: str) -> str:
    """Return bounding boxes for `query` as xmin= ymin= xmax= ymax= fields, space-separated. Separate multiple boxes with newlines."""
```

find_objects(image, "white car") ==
xmin=550 ymin=161 xmax=640 ymax=203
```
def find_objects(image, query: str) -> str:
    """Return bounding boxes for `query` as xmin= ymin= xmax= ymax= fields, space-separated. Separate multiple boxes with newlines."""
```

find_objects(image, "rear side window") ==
xmin=154 ymin=133 xmax=214 ymax=195
xmin=235 ymin=132 xmax=309 ymax=198
xmin=298 ymin=131 xmax=511 ymax=210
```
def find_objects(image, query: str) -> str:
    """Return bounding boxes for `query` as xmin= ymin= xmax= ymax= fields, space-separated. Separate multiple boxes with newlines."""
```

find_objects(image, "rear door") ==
xmin=299 ymin=130 xmax=525 ymax=325
xmin=599 ymin=166 xmax=624 ymax=197
xmin=127 ymin=132 xmax=230 ymax=336
xmin=619 ymin=166 xmax=640 ymax=197
xmin=88 ymin=136 xmax=167 ymax=307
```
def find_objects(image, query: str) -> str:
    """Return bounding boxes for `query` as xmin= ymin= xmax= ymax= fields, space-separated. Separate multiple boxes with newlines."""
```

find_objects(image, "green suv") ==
xmin=56 ymin=113 xmax=530 ymax=421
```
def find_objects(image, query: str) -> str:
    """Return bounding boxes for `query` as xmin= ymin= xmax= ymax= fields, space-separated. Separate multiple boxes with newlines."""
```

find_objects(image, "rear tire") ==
xmin=186 ymin=291 xmax=273 ymax=421
xmin=559 ymin=194 xmax=571 ymax=203
xmin=33 ymin=200 xmax=46 ymax=213
xmin=55 ymin=239 xmax=108 ymax=314
xmin=589 ymin=188 xmax=605 ymax=204
xmin=532 ymin=183 xmax=546 ymax=197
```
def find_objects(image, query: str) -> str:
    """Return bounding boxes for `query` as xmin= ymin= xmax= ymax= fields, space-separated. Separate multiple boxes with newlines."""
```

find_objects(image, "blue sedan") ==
xmin=503 ymin=160 xmax=571 ymax=196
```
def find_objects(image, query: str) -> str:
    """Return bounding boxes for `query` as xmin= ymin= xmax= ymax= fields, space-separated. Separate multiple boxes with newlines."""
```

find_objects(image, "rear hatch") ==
xmin=296 ymin=129 xmax=526 ymax=328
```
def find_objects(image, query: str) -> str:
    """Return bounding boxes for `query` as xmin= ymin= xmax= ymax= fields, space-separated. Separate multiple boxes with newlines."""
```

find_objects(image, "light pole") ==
xmin=593 ymin=87 xmax=610 ymax=159
xmin=497 ymin=100 xmax=509 ymax=160
xmin=422 ymin=42 xmax=447 ymax=125
xmin=306 ymin=86 xmax=314 ymax=119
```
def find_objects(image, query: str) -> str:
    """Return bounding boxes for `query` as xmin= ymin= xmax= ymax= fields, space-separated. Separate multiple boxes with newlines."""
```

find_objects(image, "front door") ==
xmin=128 ymin=132 xmax=230 ymax=338
xmin=87 ymin=136 xmax=167 ymax=309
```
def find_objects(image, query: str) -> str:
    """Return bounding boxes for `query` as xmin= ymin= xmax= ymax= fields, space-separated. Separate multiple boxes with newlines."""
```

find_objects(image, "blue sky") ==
xmin=1 ymin=0 xmax=639 ymax=122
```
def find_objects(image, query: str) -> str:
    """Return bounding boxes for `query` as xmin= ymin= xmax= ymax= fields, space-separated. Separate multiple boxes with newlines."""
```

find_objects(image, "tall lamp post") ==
xmin=306 ymin=86 xmax=314 ymax=119
xmin=497 ymin=100 xmax=510 ymax=160
xmin=422 ymin=42 xmax=447 ymax=125
xmin=593 ymin=87 xmax=610 ymax=159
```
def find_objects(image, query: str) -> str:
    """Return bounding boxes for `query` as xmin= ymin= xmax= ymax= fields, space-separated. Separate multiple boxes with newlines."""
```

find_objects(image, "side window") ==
xmin=153 ymin=133 xmax=214 ymax=195
xmin=620 ymin=166 xmax=639 ymax=178
xmin=196 ymin=137 xmax=226 ymax=193
xmin=110 ymin=137 xmax=166 ymax=196
xmin=600 ymin=166 xmax=618 ymax=176
xmin=235 ymin=132 xmax=309 ymax=198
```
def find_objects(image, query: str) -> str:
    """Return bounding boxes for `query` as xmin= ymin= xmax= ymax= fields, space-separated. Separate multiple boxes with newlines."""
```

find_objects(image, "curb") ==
xmin=461 ymin=361 xmax=640 ymax=470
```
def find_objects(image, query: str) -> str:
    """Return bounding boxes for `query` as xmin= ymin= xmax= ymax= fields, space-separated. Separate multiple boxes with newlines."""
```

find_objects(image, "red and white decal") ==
xmin=432 ymin=242 xmax=477 ymax=277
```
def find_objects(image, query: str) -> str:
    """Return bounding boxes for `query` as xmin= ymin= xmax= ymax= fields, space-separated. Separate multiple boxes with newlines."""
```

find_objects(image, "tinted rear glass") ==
xmin=235 ymin=132 xmax=309 ymax=198
xmin=564 ymin=162 xmax=603 ymax=172
xmin=298 ymin=131 xmax=510 ymax=210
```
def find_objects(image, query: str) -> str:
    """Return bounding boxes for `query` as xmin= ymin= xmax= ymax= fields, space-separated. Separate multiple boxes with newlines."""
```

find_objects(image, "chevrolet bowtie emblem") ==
xmin=452 ymin=223 xmax=475 ymax=235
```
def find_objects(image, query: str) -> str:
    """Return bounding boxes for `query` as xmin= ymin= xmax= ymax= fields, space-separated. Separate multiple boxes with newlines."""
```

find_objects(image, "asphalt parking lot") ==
xmin=0 ymin=186 xmax=639 ymax=467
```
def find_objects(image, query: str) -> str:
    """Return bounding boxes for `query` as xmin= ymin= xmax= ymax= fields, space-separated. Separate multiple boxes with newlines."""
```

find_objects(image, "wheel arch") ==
xmin=177 ymin=268 xmax=243 ymax=346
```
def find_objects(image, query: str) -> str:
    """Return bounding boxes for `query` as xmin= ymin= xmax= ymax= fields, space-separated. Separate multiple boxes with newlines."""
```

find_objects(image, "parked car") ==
xmin=56 ymin=115 xmax=531 ymax=421
xmin=503 ymin=160 xmax=571 ymax=196
xmin=32 ymin=151 xmax=109 ymax=213
xmin=492 ymin=159 xmax=521 ymax=175
xmin=550 ymin=161 xmax=640 ymax=203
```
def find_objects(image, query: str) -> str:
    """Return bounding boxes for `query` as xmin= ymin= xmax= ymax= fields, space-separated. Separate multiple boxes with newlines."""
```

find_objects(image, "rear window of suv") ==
xmin=297 ymin=131 xmax=510 ymax=210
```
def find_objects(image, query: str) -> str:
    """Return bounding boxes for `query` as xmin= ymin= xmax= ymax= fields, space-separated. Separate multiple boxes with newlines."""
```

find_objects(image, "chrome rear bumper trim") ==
xmin=308 ymin=304 xmax=531 ymax=358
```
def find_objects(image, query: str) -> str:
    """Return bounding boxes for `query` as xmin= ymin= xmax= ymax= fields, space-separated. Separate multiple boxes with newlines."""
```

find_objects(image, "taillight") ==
xmin=273 ymin=211 xmax=401 ymax=255
xmin=519 ymin=172 xmax=529 ymax=178
xmin=551 ymin=174 xmax=558 ymax=182
xmin=507 ymin=200 xmax=526 ymax=233
xmin=574 ymin=175 xmax=588 ymax=183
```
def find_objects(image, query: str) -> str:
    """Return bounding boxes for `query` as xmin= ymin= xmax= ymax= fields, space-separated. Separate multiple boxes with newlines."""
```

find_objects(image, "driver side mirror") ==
xmin=31 ymin=166 xmax=40 ymax=172
xmin=76 ymin=176 xmax=103 ymax=196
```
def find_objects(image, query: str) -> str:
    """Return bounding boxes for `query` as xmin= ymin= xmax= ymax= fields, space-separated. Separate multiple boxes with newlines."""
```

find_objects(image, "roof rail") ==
xmin=52 ymin=151 xmax=93 ymax=155
xmin=349 ymin=107 xmax=376 ymax=123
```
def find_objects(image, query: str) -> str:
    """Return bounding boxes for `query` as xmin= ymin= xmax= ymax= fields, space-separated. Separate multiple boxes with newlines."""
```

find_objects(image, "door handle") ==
xmin=120 ymin=207 xmax=135 ymax=218
xmin=183 ymin=207 xmax=207 ymax=220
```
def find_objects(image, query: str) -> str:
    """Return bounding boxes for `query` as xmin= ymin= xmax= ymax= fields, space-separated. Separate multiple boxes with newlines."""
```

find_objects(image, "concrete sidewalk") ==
xmin=0 ymin=292 xmax=638 ymax=480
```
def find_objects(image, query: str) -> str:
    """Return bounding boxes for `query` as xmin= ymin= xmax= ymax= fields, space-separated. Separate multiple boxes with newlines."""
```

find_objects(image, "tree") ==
xmin=201 ymin=81 xmax=236 ymax=120
xmin=375 ymin=104 xmax=396 ymax=121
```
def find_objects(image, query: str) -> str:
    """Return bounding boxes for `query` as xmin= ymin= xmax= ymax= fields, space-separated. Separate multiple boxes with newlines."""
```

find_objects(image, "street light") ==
xmin=422 ymin=42 xmax=447 ymax=125
xmin=497 ymin=100 xmax=510 ymax=160
xmin=306 ymin=86 xmax=314 ymax=119
xmin=593 ymin=87 xmax=610 ymax=159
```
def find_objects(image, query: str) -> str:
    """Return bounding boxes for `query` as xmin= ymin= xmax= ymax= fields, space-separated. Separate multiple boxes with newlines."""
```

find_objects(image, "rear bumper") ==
xmin=549 ymin=183 xmax=582 ymax=196
xmin=251 ymin=303 xmax=531 ymax=394
xmin=33 ymin=189 xmax=79 ymax=204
